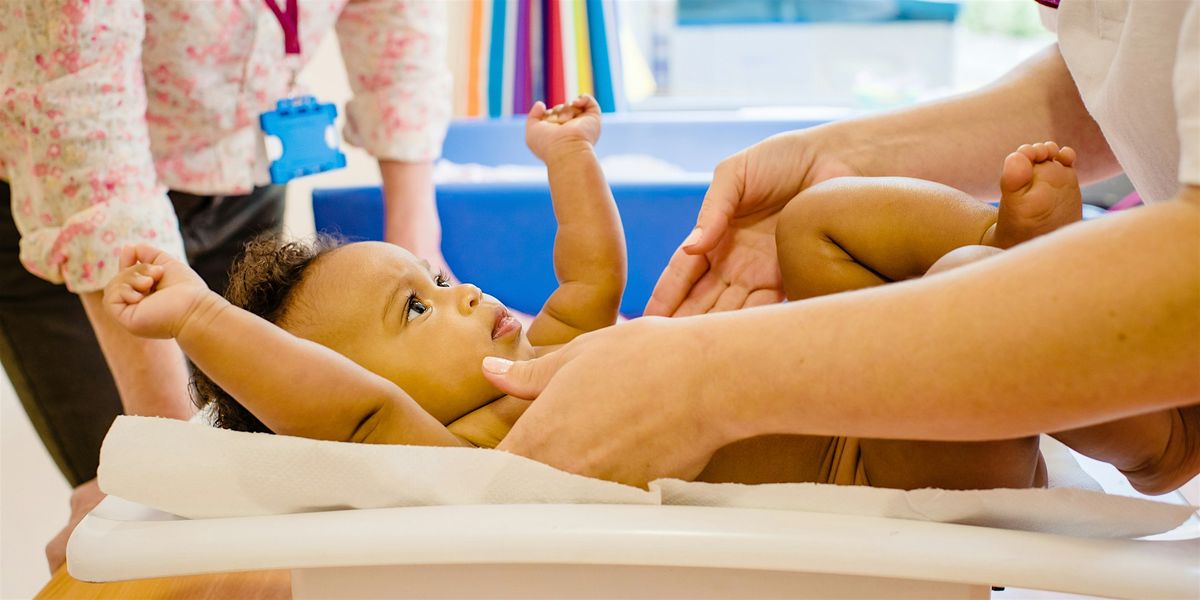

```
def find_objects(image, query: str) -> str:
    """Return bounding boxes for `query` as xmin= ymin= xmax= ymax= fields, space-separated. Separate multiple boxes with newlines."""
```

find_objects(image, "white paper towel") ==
xmin=99 ymin=416 xmax=657 ymax=518
xmin=99 ymin=416 xmax=1196 ymax=538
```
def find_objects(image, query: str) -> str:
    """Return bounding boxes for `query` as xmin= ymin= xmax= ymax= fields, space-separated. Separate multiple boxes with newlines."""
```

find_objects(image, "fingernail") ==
xmin=682 ymin=227 xmax=703 ymax=248
xmin=483 ymin=356 xmax=513 ymax=375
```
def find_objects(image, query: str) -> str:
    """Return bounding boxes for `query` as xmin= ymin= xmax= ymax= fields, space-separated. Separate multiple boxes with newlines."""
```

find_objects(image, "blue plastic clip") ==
xmin=259 ymin=96 xmax=347 ymax=184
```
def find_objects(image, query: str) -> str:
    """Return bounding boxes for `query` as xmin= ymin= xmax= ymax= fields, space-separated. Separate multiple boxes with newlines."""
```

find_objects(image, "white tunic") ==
xmin=1043 ymin=0 xmax=1199 ymax=202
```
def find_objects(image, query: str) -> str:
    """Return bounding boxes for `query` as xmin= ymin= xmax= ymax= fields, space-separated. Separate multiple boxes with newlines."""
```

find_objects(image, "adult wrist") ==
xmin=666 ymin=316 xmax=760 ymax=450
xmin=807 ymin=119 xmax=872 ymax=180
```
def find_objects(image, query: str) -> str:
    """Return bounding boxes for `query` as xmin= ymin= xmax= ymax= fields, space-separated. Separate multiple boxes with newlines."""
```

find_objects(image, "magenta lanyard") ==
xmin=263 ymin=0 xmax=301 ymax=55
xmin=1034 ymin=0 xmax=1060 ymax=8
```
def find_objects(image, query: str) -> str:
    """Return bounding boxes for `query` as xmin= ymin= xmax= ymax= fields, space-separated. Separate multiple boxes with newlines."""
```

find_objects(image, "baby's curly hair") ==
xmin=190 ymin=234 xmax=343 ymax=433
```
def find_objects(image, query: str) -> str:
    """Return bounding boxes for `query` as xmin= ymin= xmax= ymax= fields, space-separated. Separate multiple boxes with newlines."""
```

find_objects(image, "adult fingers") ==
xmin=744 ymin=288 xmax=784 ymax=308
xmin=644 ymin=247 xmax=710 ymax=316
xmin=709 ymin=285 xmax=751 ymax=313
xmin=481 ymin=351 xmax=572 ymax=400
xmin=672 ymin=271 xmax=727 ymax=317
xmin=684 ymin=153 xmax=748 ymax=255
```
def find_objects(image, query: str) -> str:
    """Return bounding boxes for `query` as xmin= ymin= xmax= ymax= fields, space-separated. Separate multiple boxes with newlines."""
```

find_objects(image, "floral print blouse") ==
xmin=0 ymin=0 xmax=451 ymax=292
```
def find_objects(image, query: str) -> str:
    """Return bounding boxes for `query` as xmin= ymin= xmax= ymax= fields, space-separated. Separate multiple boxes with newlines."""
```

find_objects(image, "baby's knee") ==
xmin=775 ymin=182 xmax=850 ymax=265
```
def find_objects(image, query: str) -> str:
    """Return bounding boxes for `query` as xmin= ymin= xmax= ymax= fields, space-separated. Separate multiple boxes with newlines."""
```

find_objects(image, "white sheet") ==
xmin=99 ymin=416 xmax=1196 ymax=538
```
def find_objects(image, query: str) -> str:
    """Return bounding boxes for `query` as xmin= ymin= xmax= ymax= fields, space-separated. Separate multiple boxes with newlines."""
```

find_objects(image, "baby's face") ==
xmin=286 ymin=242 xmax=534 ymax=424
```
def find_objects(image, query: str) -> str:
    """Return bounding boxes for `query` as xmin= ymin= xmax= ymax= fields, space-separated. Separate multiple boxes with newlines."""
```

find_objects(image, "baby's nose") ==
xmin=457 ymin=284 xmax=482 ymax=314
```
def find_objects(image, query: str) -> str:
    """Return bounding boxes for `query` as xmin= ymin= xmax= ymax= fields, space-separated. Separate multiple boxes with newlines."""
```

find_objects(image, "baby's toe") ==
xmin=1000 ymin=151 xmax=1035 ymax=194
xmin=1036 ymin=142 xmax=1060 ymax=161
xmin=1054 ymin=146 xmax=1077 ymax=167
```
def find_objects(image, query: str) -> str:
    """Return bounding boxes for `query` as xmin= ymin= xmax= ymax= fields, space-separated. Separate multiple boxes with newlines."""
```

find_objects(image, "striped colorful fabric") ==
xmin=454 ymin=0 xmax=623 ymax=117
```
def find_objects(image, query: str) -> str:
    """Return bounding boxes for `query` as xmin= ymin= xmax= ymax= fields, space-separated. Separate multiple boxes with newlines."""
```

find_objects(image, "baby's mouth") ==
xmin=492 ymin=305 xmax=520 ymax=340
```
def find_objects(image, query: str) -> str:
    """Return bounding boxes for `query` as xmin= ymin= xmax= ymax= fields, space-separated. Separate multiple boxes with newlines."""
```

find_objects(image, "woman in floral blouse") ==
xmin=0 ymin=0 xmax=451 ymax=571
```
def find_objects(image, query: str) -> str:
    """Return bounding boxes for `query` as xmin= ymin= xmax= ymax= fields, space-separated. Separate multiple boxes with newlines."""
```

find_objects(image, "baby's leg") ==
xmin=1053 ymin=407 xmax=1200 ymax=495
xmin=775 ymin=176 xmax=998 ymax=300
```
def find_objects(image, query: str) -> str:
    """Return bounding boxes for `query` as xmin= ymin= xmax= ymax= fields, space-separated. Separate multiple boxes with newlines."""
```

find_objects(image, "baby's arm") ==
xmin=774 ymin=176 xmax=998 ymax=300
xmin=104 ymin=244 xmax=465 ymax=446
xmin=524 ymin=96 xmax=627 ymax=346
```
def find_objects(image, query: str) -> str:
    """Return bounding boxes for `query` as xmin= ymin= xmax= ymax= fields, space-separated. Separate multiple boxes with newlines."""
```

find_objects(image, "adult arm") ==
xmin=829 ymin=44 xmax=1120 ymax=196
xmin=336 ymin=0 xmax=451 ymax=257
xmin=2 ymin=0 xmax=192 ymax=417
xmin=488 ymin=188 xmax=1200 ymax=486
xmin=645 ymin=44 xmax=1121 ymax=316
xmin=378 ymin=159 xmax=437 ymax=251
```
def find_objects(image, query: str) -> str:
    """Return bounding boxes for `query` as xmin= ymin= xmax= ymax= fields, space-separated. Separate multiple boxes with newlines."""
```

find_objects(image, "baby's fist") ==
xmin=525 ymin=95 xmax=601 ymax=161
xmin=103 ymin=244 xmax=210 ymax=339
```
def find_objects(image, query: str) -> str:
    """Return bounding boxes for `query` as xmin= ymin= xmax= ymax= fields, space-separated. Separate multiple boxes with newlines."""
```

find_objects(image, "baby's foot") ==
xmin=984 ymin=142 xmax=1083 ymax=249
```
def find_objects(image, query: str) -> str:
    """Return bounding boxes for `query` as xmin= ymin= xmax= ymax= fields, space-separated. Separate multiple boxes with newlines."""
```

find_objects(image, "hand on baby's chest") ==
xmin=447 ymin=396 xmax=531 ymax=448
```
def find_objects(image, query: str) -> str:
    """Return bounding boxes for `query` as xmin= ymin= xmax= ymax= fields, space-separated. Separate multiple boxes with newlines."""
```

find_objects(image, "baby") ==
xmin=106 ymin=96 xmax=1083 ymax=490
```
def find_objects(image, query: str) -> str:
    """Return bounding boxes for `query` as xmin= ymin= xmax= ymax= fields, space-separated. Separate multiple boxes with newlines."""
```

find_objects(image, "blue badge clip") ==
xmin=260 ymin=96 xmax=347 ymax=184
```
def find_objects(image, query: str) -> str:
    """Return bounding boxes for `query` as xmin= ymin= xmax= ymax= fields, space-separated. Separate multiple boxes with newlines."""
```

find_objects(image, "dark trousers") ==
xmin=0 ymin=181 xmax=285 ymax=486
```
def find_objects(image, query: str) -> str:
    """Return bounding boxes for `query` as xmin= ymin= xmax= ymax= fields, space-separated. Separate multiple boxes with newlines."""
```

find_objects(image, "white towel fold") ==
xmin=99 ymin=416 xmax=1196 ymax=538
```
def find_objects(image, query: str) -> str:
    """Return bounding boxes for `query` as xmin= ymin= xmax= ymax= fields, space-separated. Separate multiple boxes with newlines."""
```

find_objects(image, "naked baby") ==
xmin=105 ymin=96 xmax=1070 ymax=490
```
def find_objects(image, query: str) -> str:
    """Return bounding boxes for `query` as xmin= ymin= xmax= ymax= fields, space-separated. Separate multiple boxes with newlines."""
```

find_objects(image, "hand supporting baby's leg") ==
xmin=776 ymin=142 xmax=1086 ymax=304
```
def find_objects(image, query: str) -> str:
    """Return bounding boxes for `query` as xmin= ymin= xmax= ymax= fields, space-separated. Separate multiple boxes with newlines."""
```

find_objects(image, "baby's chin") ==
xmin=513 ymin=332 xmax=537 ymax=360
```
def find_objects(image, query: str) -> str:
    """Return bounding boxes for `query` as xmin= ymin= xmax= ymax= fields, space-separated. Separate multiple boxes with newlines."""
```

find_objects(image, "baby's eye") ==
xmin=406 ymin=296 xmax=429 ymax=321
xmin=434 ymin=272 xmax=451 ymax=287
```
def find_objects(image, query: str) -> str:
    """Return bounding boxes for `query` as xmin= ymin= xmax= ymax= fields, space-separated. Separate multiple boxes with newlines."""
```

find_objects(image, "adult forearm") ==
xmin=379 ymin=159 xmax=436 ymax=247
xmin=698 ymin=191 xmax=1199 ymax=443
xmin=79 ymin=292 xmax=192 ymax=420
xmin=828 ymin=45 xmax=1120 ymax=197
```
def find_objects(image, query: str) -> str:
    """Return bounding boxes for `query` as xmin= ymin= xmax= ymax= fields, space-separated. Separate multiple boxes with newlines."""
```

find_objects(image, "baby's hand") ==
xmin=103 ymin=244 xmax=212 ymax=339
xmin=525 ymin=95 xmax=601 ymax=161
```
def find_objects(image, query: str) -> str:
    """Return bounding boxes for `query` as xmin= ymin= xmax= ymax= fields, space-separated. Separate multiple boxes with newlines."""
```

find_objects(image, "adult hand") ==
xmin=45 ymin=479 xmax=105 ymax=573
xmin=485 ymin=317 xmax=733 ymax=487
xmin=644 ymin=129 xmax=859 ymax=316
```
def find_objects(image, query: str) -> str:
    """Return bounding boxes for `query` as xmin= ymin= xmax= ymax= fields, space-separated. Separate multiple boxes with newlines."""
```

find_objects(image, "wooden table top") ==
xmin=36 ymin=567 xmax=290 ymax=599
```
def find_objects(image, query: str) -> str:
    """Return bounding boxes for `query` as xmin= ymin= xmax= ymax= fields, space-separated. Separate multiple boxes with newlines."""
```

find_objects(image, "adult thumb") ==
xmin=481 ymin=352 xmax=569 ymax=400
xmin=685 ymin=152 xmax=745 ymax=255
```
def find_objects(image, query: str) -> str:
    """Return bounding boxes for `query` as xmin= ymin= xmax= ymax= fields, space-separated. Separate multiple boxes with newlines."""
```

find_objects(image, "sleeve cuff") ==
xmin=18 ymin=194 xmax=185 ymax=293
xmin=341 ymin=78 xmax=453 ymax=163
